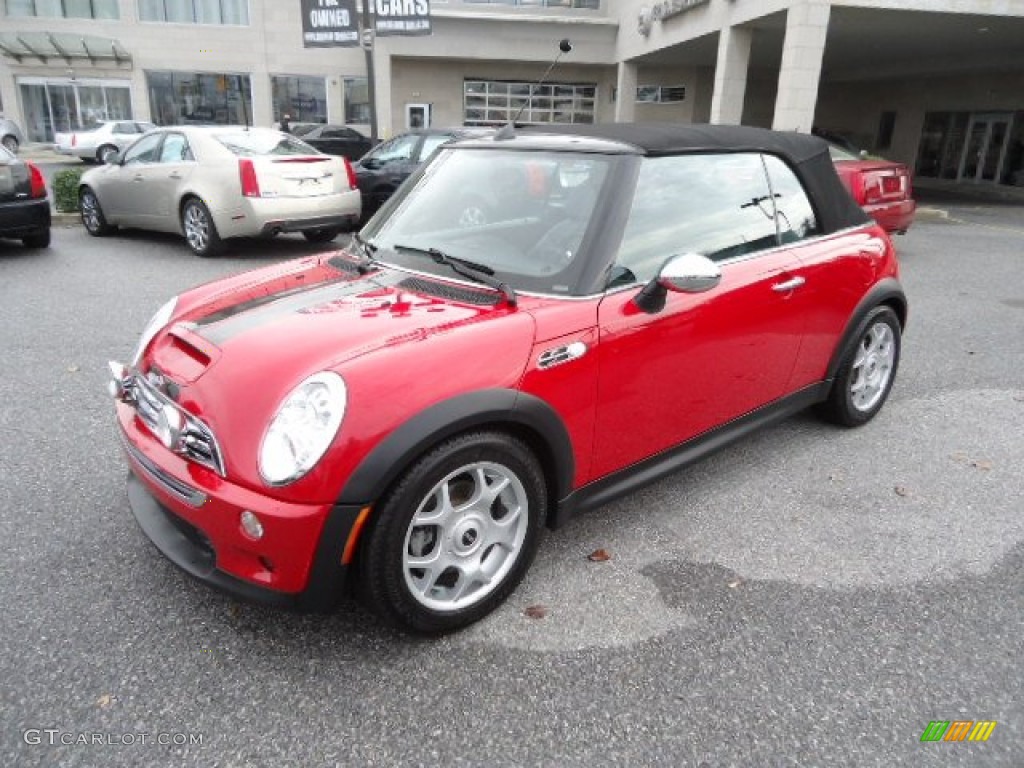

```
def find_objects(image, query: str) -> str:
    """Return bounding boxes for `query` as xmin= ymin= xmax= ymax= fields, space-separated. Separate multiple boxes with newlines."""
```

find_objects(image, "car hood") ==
xmin=144 ymin=254 xmax=537 ymax=499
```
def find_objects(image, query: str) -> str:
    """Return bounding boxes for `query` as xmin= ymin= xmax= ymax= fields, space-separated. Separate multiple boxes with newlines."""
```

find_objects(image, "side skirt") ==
xmin=551 ymin=381 xmax=832 ymax=528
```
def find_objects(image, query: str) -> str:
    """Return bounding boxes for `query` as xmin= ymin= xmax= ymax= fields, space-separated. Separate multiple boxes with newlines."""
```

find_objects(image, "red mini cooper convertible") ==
xmin=111 ymin=124 xmax=906 ymax=633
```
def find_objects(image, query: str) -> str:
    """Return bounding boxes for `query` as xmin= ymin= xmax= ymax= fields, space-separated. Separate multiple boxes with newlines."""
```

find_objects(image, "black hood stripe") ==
xmin=192 ymin=272 xmax=408 ymax=347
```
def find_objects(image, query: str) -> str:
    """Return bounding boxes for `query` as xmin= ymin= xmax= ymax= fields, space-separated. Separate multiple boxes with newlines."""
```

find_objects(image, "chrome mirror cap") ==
xmin=658 ymin=252 xmax=722 ymax=294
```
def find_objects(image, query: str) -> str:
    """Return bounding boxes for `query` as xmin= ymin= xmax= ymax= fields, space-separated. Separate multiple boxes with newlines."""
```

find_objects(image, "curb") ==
xmin=915 ymin=206 xmax=950 ymax=221
xmin=52 ymin=211 xmax=81 ymax=225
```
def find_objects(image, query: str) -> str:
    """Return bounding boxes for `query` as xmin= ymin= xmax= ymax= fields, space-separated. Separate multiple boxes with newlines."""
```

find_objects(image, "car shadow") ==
xmin=99 ymin=228 xmax=353 ymax=260
xmin=0 ymin=239 xmax=53 ymax=260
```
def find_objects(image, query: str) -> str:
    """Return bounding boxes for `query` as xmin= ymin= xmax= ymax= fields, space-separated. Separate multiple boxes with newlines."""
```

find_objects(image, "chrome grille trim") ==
xmin=123 ymin=367 xmax=226 ymax=477
xmin=123 ymin=439 xmax=208 ymax=508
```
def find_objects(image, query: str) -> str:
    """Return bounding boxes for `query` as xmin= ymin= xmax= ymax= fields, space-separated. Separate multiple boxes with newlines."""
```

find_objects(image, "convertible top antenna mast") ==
xmin=495 ymin=38 xmax=572 ymax=140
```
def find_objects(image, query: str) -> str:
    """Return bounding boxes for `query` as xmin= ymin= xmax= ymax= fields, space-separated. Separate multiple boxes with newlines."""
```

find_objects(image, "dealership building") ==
xmin=1 ymin=0 xmax=1023 ymax=186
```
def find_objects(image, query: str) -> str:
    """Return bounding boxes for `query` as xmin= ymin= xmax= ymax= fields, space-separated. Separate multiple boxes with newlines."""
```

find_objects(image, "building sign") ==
xmin=301 ymin=0 xmax=431 ymax=47
xmin=302 ymin=0 xmax=359 ymax=47
xmin=373 ymin=0 xmax=431 ymax=37
xmin=637 ymin=0 xmax=709 ymax=37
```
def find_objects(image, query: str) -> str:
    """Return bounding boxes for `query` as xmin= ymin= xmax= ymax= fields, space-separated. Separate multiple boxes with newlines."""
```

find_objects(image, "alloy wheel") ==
xmin=183 ymin=203 xmax=209 ymax=253
xmin=850 ymin=321 xmax=896 ymax=412
xmin=402 ymin=461 xmax=529 ymax=612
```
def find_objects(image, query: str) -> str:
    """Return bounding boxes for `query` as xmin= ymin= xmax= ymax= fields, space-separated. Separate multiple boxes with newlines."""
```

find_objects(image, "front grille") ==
xmin=129 ymin=370 xmax=226 ymax=477
xmin=124 ymin=439 xmax=208 ymax=508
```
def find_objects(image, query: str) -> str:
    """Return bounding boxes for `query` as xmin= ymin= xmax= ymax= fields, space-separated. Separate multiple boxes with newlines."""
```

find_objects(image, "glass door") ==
xmin=958 ymin=113 xmax=1013 ymax=183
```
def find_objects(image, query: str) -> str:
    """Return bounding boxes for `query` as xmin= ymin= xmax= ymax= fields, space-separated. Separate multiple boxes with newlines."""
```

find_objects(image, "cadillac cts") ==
xmin=110 ymin=124 xmax=906 ymax=633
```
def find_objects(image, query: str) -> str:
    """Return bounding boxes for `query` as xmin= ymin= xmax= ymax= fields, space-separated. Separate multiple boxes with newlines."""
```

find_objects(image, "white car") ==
xmin=78 ymin=125 xmax=361 ymax=256
xmin=55 ymin=120 xmax=156 ymax=163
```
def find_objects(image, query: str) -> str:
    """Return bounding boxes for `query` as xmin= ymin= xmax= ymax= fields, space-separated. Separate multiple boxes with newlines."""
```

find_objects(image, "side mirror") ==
xmin=634 ymin=252 xmax=721 ymax=314
xmin=105 ymin=151 xmax=121 ymax=165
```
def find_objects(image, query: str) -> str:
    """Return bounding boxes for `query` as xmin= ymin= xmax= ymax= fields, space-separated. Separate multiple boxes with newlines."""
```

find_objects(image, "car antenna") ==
xmin=495 ymin=38 xmax=572 ymax=141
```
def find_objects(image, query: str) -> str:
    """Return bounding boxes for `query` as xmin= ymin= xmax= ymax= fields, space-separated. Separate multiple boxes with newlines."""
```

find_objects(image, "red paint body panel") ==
xmin=591 ymin=249 xmax=806 ymax=480
xmin=146 ymin=259 xmax=537 ymax=504
xmin=788 ymin=226 xmax=899 ymax=388
xmin=118 ymin=403 xmax=330 ymax=593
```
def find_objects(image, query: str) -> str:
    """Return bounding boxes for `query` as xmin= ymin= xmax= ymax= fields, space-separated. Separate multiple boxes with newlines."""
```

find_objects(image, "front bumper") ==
xmin=119 ymin=404 xmax=365 ymax=611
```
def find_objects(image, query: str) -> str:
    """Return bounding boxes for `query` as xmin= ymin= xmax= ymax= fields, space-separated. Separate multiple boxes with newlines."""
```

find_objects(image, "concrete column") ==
xmin=710 ymin=26 xmax=752 ymax=125
xmin=0 ymin=69 xmax=18 ymax=126
xmin=251 ymin=69 xmax=273 ymax=127
xmin=772 ymin=0 xmax=830 ymax=133
xmin=614 ymin=60 xmax=637 ymax=123
xmin=374 ymin=46 xmax=393 ymax=139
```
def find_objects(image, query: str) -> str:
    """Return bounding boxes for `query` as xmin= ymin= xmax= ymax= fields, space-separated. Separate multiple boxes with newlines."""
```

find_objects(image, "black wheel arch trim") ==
xmin=825 ymin=278 xmax=907 ymax=383
xmin=337 ymin=389 xmax=575 ymax=515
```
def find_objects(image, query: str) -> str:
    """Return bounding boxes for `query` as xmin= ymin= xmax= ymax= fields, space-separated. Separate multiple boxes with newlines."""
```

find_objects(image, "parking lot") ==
xmin=1 ymin=205 xmax=1022 ymax=766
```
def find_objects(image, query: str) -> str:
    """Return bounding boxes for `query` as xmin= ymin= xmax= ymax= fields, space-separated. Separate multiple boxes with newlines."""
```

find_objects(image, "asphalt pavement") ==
xmin=0 ymin=210 xmax=1022 ymax=767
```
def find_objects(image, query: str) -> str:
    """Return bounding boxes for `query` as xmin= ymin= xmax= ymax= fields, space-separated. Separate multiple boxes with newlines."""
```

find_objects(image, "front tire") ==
xmin=358 ymin=431 xmax=546 ymax=634
xmin=181 ymin=198 xmax=223 ymax=257
xmin=79 ymin=187 xmax=114 ymax=236
xmin=819 ymin=306 xmax=901 ymax=427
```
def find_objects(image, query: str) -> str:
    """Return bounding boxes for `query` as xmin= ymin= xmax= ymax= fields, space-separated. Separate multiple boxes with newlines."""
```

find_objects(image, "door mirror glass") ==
xmin=658 ymin=252 xmax=722 ymax=294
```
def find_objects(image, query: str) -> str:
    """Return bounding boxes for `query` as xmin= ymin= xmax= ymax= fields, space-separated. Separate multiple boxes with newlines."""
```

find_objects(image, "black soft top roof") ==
xmin=509 ymin=122 xmax=871 ymax=234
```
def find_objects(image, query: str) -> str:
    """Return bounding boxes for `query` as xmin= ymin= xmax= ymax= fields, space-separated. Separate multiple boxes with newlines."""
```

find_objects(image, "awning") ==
xmin=0 ymin=31 xmax=132 ymax=66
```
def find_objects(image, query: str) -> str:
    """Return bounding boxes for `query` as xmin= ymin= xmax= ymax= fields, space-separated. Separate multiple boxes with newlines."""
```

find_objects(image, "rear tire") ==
xmin=97 ymin=144 xmax=118 ymax=164
xmin=358 ymin=431 xmax=546 ymax=634
xmin=181 ymin=198 xmax=223 ymax=257
xmin=302 ymin=228 xmax=340 ymax=243
xmin=79 ymin=187 xmax=114 ymax=236
xmin=22 ymin=229 xmax=50 ymax=249
xmin=818 ymin=306 xmax=901 ymax=427
xmin=1 ymin=135 xmax=18 ymax=153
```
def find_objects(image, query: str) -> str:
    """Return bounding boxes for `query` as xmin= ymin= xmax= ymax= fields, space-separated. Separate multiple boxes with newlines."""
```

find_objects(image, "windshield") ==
xmin=365 ymin=147 xmax=615 ymax=295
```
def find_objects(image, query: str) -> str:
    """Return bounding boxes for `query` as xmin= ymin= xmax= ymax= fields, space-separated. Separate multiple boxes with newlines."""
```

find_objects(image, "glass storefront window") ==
xmin=17 ymin=79 xmax=133 ymax=141
xmin=137 ymin=0 xmax=249 ymax=25
xmin=146 ymin=71 xmax=253 ymax=127
xmin=344 ymin=78 xmax=370 ymax=124
xmin=463 ymin=79 xmax=596 ymax=127
xmin=8 ymin=0 xmax=119 ymax=17
xmin=271 ymin=77 xmax=328 ymax=124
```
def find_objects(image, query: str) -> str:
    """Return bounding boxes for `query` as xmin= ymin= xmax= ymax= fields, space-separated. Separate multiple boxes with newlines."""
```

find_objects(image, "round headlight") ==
xmin=133 ymin=296 xmax=178 ymax=365
xmin=259 ymin=372 xmax=347 ymax=486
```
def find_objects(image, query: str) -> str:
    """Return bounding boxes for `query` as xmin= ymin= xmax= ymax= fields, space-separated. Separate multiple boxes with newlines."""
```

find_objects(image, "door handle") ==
xmin=772 ymin=276 xmax=806 ymax=293
xmin=132 ymin=174 xmax=144 ymax=182
xmin=168 ymin=172 xmax=182 ymax=180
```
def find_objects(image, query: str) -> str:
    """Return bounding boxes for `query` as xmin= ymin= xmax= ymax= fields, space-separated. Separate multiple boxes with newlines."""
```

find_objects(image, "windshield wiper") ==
xmin=393 ymin=244 xmax=517 ymax=306
xmin=352 ymin=232 xmax=380 ymax=274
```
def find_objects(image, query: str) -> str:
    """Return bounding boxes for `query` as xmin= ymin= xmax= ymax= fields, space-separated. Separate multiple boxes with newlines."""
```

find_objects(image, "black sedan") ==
xmin=353 ymin=127 xmax=493 ymax=221
xmin=0 ymin=144 xmax=50 ymax=248
xmin=290 ymin=123 xmax=373 ymax=161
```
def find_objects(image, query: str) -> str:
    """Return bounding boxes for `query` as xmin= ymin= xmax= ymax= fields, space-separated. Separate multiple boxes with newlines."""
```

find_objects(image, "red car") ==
xmin=111 ymin=124 xmax=906 ymax=633
xmin=829 ymin=143 xmax=916 ymax=235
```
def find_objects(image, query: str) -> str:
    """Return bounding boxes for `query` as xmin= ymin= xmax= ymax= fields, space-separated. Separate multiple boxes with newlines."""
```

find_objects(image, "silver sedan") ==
xmin=54 ymin=120 xmax=156 ymax=164
xmin=78 ymin=126 xmax=362 ymax=256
